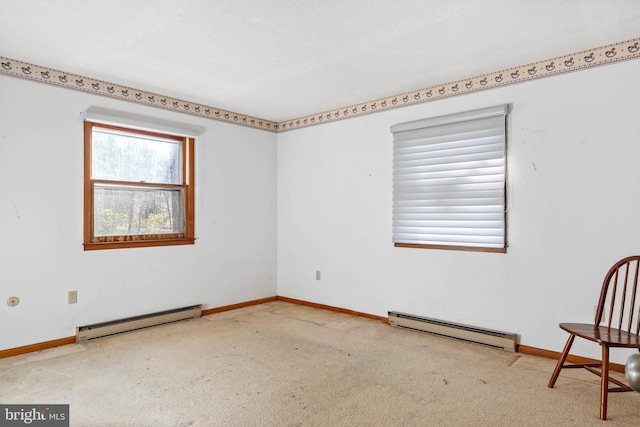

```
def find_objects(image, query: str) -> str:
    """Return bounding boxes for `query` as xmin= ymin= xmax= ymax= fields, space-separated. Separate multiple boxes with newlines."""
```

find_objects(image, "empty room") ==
xmin=2 ymin=1 xmax=640 ymax=425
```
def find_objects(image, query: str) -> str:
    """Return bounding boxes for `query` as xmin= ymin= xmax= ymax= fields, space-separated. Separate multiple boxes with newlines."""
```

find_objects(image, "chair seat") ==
xmin=560 ymin=322 xmax=640 ymax=348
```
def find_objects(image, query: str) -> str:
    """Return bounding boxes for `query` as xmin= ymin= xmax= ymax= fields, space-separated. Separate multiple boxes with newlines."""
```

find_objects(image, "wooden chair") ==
xmin=548 ymin=255 xmax=640 ymax=420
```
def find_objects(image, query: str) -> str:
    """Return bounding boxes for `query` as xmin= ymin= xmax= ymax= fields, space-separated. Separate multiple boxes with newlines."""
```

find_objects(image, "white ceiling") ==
xmin=2 ymin=0 xmax=640 ymax=123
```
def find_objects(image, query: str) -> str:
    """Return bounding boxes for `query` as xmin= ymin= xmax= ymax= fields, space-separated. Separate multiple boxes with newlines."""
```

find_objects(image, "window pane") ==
xmin=93 ymin=185 xmax=184 ymax=237
xmin=92 ymin=129 xmax=181 ymax=184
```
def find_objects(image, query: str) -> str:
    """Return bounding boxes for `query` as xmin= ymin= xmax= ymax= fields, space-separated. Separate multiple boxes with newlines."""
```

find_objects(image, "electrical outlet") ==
xmin=315 ymin=270 xmax=321 ymax=281
xmin=68 ymin=290 xmax=77 ymax=304
xmin=7 ymin=296 xmax=19 ymax=307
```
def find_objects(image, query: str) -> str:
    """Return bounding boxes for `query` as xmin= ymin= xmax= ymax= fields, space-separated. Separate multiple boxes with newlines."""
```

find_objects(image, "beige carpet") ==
xmin=1 ymin=301 xmax=640 ymax=426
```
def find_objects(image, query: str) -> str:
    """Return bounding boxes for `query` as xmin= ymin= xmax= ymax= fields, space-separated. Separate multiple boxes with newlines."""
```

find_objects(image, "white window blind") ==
xmin=391 ymin=105 xmax=508 ymax=251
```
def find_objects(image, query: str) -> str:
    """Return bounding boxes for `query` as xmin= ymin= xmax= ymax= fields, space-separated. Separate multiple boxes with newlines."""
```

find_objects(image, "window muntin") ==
xmin=391 ymin=105 xmax=507 ymax=252
xmin=84 ymin=122 xmax=195 ymax=250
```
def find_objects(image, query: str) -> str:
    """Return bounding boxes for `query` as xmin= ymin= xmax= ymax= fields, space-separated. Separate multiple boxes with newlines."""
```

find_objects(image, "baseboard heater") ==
xmin=77 ymin=304 xmax=202 ymax=342
xmin=388 ymin=311 xmax=517 ymax=352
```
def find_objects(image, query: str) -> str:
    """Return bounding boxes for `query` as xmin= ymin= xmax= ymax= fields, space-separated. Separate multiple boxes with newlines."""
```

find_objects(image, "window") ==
xmin=83 ymin=121 xmax=195 ymax=250
xmin=391 ymin=105 xmax=508 ymax=252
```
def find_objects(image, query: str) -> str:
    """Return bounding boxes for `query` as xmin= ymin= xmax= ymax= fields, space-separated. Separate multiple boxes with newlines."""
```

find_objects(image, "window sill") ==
xmin=83 ymin=238 xmax=195 ymax=251
xmin=394 ymin=242 xmax=507 ymax=253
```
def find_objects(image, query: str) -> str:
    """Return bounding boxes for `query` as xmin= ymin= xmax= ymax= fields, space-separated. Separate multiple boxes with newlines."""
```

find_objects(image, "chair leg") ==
xmin=600 ymin=345 xmax=610 ymax=421
xmin=548 ymin=334 xmax=575 ymax=388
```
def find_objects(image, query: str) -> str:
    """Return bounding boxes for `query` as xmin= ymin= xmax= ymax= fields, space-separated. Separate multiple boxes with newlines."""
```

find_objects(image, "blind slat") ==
xmin=394 ymin=212 xmax=504 ymax=220
xmin=393 ymin=233 xmax=505 ymax=246
xmin=394 ymin=181 xmax=504 ymax=193
xmin=393 ymin=126 xmax=504 ymax=147
xmin=395 ymin=171 xmax=504 ymax=183
xmin=395 ymin=144 xmax=504 ymax=170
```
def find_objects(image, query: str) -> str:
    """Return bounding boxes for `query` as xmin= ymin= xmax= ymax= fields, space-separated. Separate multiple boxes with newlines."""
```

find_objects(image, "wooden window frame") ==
xmin=83 ymin=122 xmax=195 ymax=250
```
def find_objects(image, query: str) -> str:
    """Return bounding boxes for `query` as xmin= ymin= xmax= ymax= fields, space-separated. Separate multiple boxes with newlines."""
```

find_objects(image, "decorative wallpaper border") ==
xmin=2 ymin=36 xmax=639 ymax=133
xmin=0 ymin=57 xmax=279 ymax=131
xmin=279 ymin=36 xmax=640 ymax=132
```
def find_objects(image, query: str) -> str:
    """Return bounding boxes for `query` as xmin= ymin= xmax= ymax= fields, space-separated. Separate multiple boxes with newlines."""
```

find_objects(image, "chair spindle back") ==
xmin=595 ymin=255 xmax=640 ymax=334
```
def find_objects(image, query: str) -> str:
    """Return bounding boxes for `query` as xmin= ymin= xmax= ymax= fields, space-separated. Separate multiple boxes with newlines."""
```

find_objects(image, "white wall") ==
xmin=0 ymin=77 xmax=278 ymax=350
xmin=277 ymin=59 xmax=640 ymax=363
xmin=3 ymin=58 xmax=640 ymax=364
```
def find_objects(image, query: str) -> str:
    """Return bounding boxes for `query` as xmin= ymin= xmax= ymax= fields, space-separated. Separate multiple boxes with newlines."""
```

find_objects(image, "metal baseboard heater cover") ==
xmin=77 ymin=304 xmax=202 ymax=342
xmin=388 ymin=311 xmax=517 ymax=352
